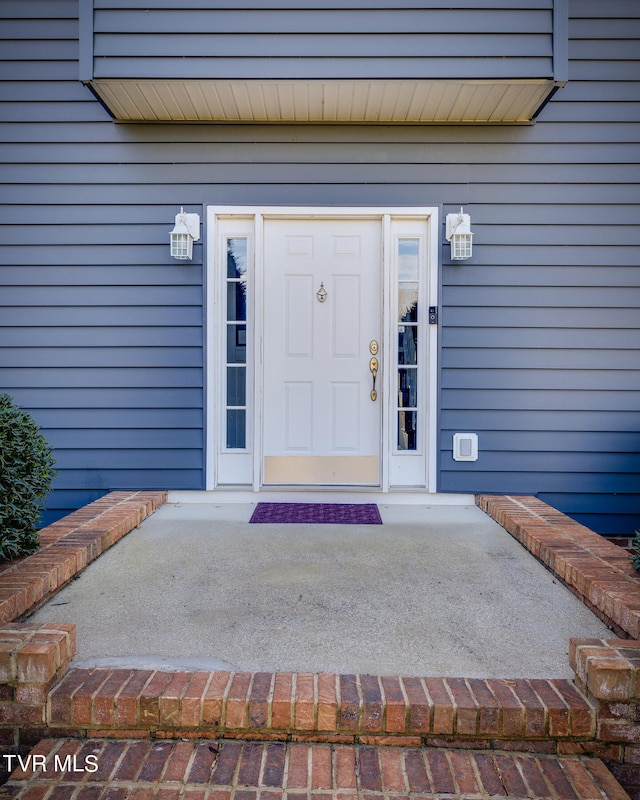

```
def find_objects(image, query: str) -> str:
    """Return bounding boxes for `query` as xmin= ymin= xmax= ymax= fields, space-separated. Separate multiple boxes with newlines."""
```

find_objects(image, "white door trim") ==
xmin=205 ymin=206 xmax=440 ymax=493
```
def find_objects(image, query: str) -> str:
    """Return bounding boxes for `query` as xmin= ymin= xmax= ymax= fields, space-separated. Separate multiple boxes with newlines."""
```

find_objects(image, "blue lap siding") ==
xmin=0 ymin=0 xmax=638 ymax=534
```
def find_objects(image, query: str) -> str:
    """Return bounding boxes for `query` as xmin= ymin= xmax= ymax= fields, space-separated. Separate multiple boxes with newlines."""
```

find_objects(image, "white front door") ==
xmin=262 ymin=218 xmax=382 ymax=485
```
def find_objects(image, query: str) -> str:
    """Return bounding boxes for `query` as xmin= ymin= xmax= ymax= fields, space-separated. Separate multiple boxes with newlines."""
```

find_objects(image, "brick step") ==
xmin=45 ymin=667 xmax=597 ymax=746
xmin=3 ymin=737 xmax=631 ymax=800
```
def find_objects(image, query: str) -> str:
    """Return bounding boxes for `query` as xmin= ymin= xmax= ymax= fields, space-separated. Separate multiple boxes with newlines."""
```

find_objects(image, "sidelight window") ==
xmin=225 ymin=237 xmax=248 ymax=449
xmin=396 ymin=238 xmax=419 ymax=451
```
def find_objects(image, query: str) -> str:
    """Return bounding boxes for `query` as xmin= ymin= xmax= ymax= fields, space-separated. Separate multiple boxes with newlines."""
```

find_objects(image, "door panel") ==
xmin=284 ymin=382 xmax=313 ymax=451
xmin=263 ymin=218 xmax=381 ymax=485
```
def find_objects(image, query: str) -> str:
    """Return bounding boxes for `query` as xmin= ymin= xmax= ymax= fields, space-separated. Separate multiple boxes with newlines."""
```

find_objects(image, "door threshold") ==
xmin=168 ymin=490 xmax=475 ymax=505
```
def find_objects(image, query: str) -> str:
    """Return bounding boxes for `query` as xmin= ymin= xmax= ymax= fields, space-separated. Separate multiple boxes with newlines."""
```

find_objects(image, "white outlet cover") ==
xmin=453 ymin=433 xmax=478 ymax=461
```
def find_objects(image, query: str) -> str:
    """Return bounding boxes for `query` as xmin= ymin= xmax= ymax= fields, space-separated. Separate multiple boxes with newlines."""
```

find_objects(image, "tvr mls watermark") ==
xmin=2 ymin=753 xmax=99 ymax=774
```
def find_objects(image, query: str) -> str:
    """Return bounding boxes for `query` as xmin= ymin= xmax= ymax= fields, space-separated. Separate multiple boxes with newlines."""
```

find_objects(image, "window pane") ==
xmin=227 ymin=281 xmax=247 ymax=321
xmin=226 ymin=367 xmax=246 ymax=406
xmin=398 ymin=239 xmax=419 ymax=280
xmin=398 ymin=284 xmax=418 ymax=322
xmin=398 ymin=326 xmax=418 ymax=365
xmin=398 ymin=368 xmax=417 ymax=408
xmin=227 ymin=238 xmax=247 ymax=279
xmin=398 ymin=411 xmax=417 ymax=451
xmin=226 ymin=410 xmax=246 ymax=449
xmin=227 ymin=324 xmax=246 ymax=363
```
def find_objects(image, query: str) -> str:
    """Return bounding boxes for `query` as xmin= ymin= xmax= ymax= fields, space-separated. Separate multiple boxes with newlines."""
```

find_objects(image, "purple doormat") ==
xmin=249 ymin=502 xmax=382 ymax=524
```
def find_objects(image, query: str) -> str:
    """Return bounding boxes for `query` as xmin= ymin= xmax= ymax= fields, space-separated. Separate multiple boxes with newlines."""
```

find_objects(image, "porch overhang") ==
xmin=88 ymin=77 xmax=560 ymax=124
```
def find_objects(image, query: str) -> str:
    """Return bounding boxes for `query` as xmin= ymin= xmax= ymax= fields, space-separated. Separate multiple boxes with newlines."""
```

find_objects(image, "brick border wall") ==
xmin=0 ymin=492 xmax=639 ymax=796
xmin=0 ymin=491 xmax=167 ymax=624
xmin=476 ymin=494 xmax=640 ymax=640
xmin=477 ymin=494 xmax=640 ymax=798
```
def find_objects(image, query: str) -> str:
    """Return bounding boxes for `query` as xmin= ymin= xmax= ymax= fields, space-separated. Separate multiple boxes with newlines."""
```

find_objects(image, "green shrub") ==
xmin=631 ymin=530 xmax=640 ymax=573
xmin=0 ymin=394 xmax=56 ymax=560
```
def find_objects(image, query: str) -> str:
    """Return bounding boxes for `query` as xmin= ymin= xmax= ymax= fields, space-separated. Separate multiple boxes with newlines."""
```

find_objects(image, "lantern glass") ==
xmin=171 ymin=232 xmax=193 ymax=260
xmin=451 ymin=232 xmax=473 ymax=260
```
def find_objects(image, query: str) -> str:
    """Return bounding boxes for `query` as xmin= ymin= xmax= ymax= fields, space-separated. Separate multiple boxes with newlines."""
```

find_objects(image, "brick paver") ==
xmin=1 ymin=738 xmax=631 ymax=799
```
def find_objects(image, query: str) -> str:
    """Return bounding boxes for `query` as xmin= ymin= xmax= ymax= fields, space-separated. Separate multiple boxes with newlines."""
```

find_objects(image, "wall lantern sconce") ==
xmin=170 ymin=207 xmax=200 ymax=260
xmin=445 ymin=207 xmax=473 ymax=260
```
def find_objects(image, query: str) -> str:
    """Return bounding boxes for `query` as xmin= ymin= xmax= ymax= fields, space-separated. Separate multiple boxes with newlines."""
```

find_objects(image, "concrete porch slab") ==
xmin=27 ymin=502 xmax=610 ymax=678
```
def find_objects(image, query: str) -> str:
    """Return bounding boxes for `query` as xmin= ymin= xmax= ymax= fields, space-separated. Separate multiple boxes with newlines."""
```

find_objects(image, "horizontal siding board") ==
xmin=569 ymin=61 xmax=640 ymax=80
xmin=539 ymin=493 xmax=640 ymax=514
xmin=439 ymin=472 xmax=640 ymax=494
xmin=0 ymin=285 xmax=201 ymax=305
xmin=570 ymin=39 xmax=640 ymax=60
xmin=5 ymin=182 xmax=639 ymax=207
xmin=0 ymin=103 xmax=111 ymax=123
xmin=2 ymin=119 xmax=639 ymax=145
xmin=444 ymin=328 xmax=640 ymax=349
xmin=0 ymin=207 xmax=204 ymax=230
xmin=3 ymin=118 xmax=637 ymax=150
xmin=0 ymin=307 xmax=202 ymax=326
xmin=446 ymin=284 xmax=640 ymax=304
xmin=0 ymin=327 xmax=202 ymax=347
xmin=441 ymin=409 xmax=640 ymax=433
xmin=91 ymin=57 xmax=552 ymax=81
xmin=0 ymin=41 xmax=78 ymax=61
xmin=0 ymin=81 xmax=99 ymax=102
xmin=93 ymin=34 xmax=550 ymax=59
xmin=2 ymin=0 xmax=76 ymax=16
xmin=42 ymin=489 xmax=108 ymax=511
xmin=0 ymin=63 xmax=80 ymax=81
xmin=569 ymin=514 xmax=637 ymax=536
xmin=0 ymin=367 xmax=203 ymax=388
xmin=557 ymin=81 xmax=639 ymax=101
xmin=94 ymin=0 xmax=553 ymax=9
xmin=0 ymin=286 xmax=202 ymax=305
xmin=0 ymin=246 xmax=204 ymax=267
xmin=5 ymin=137 xmax=640 ymax=161
xmin=1 ymin=19 xmax=78 ymax=38
xmin=8 ymin=388 xmax=203 ymax=409
xmin=48 ymin=429 xmax=203 ymax=448
xmin=574 ymin=0 xmax=640 ymax=17
xmin=53 ymin=469 xmax=203 ymax=489
xmin=54 ymin=449 xmax=203 ymax=469
xmin=440 ymin=429 xmax=640 ymax=453
xmin=442 ymin=307 xmax=639 ymax=327
xmin=440 ymin=451 xmax=640 ymax=473
xmin=449 ymin=246 xmax=640 ymax=267
xmin=30 ymin=408 xmax=203 ymax=428
xmin=0 ymin=265 xmax=202 ymax=285
xmin=442 ymin=368 xmax=640 ymax=391
xmin=444 ymin=262 xmax=640 ymax=280
xmin=94 ymin=9 xmax=551 ymax=35
xmin=442 ymin=349 xmax=640 ymax=370
xmin=570 ymin=18 xmax=640 ymax=37
xmin=3 ymin=161 xmax=640 ymax=184
xmin=0 ymin=347 xmax=202 ymax=368
xmin=442 ymin=389 xmax=640 ymax=412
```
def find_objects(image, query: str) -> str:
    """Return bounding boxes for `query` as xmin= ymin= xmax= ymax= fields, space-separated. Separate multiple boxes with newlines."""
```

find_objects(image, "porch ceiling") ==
xmin=90 ymin=78 xmax=557 ymax=123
